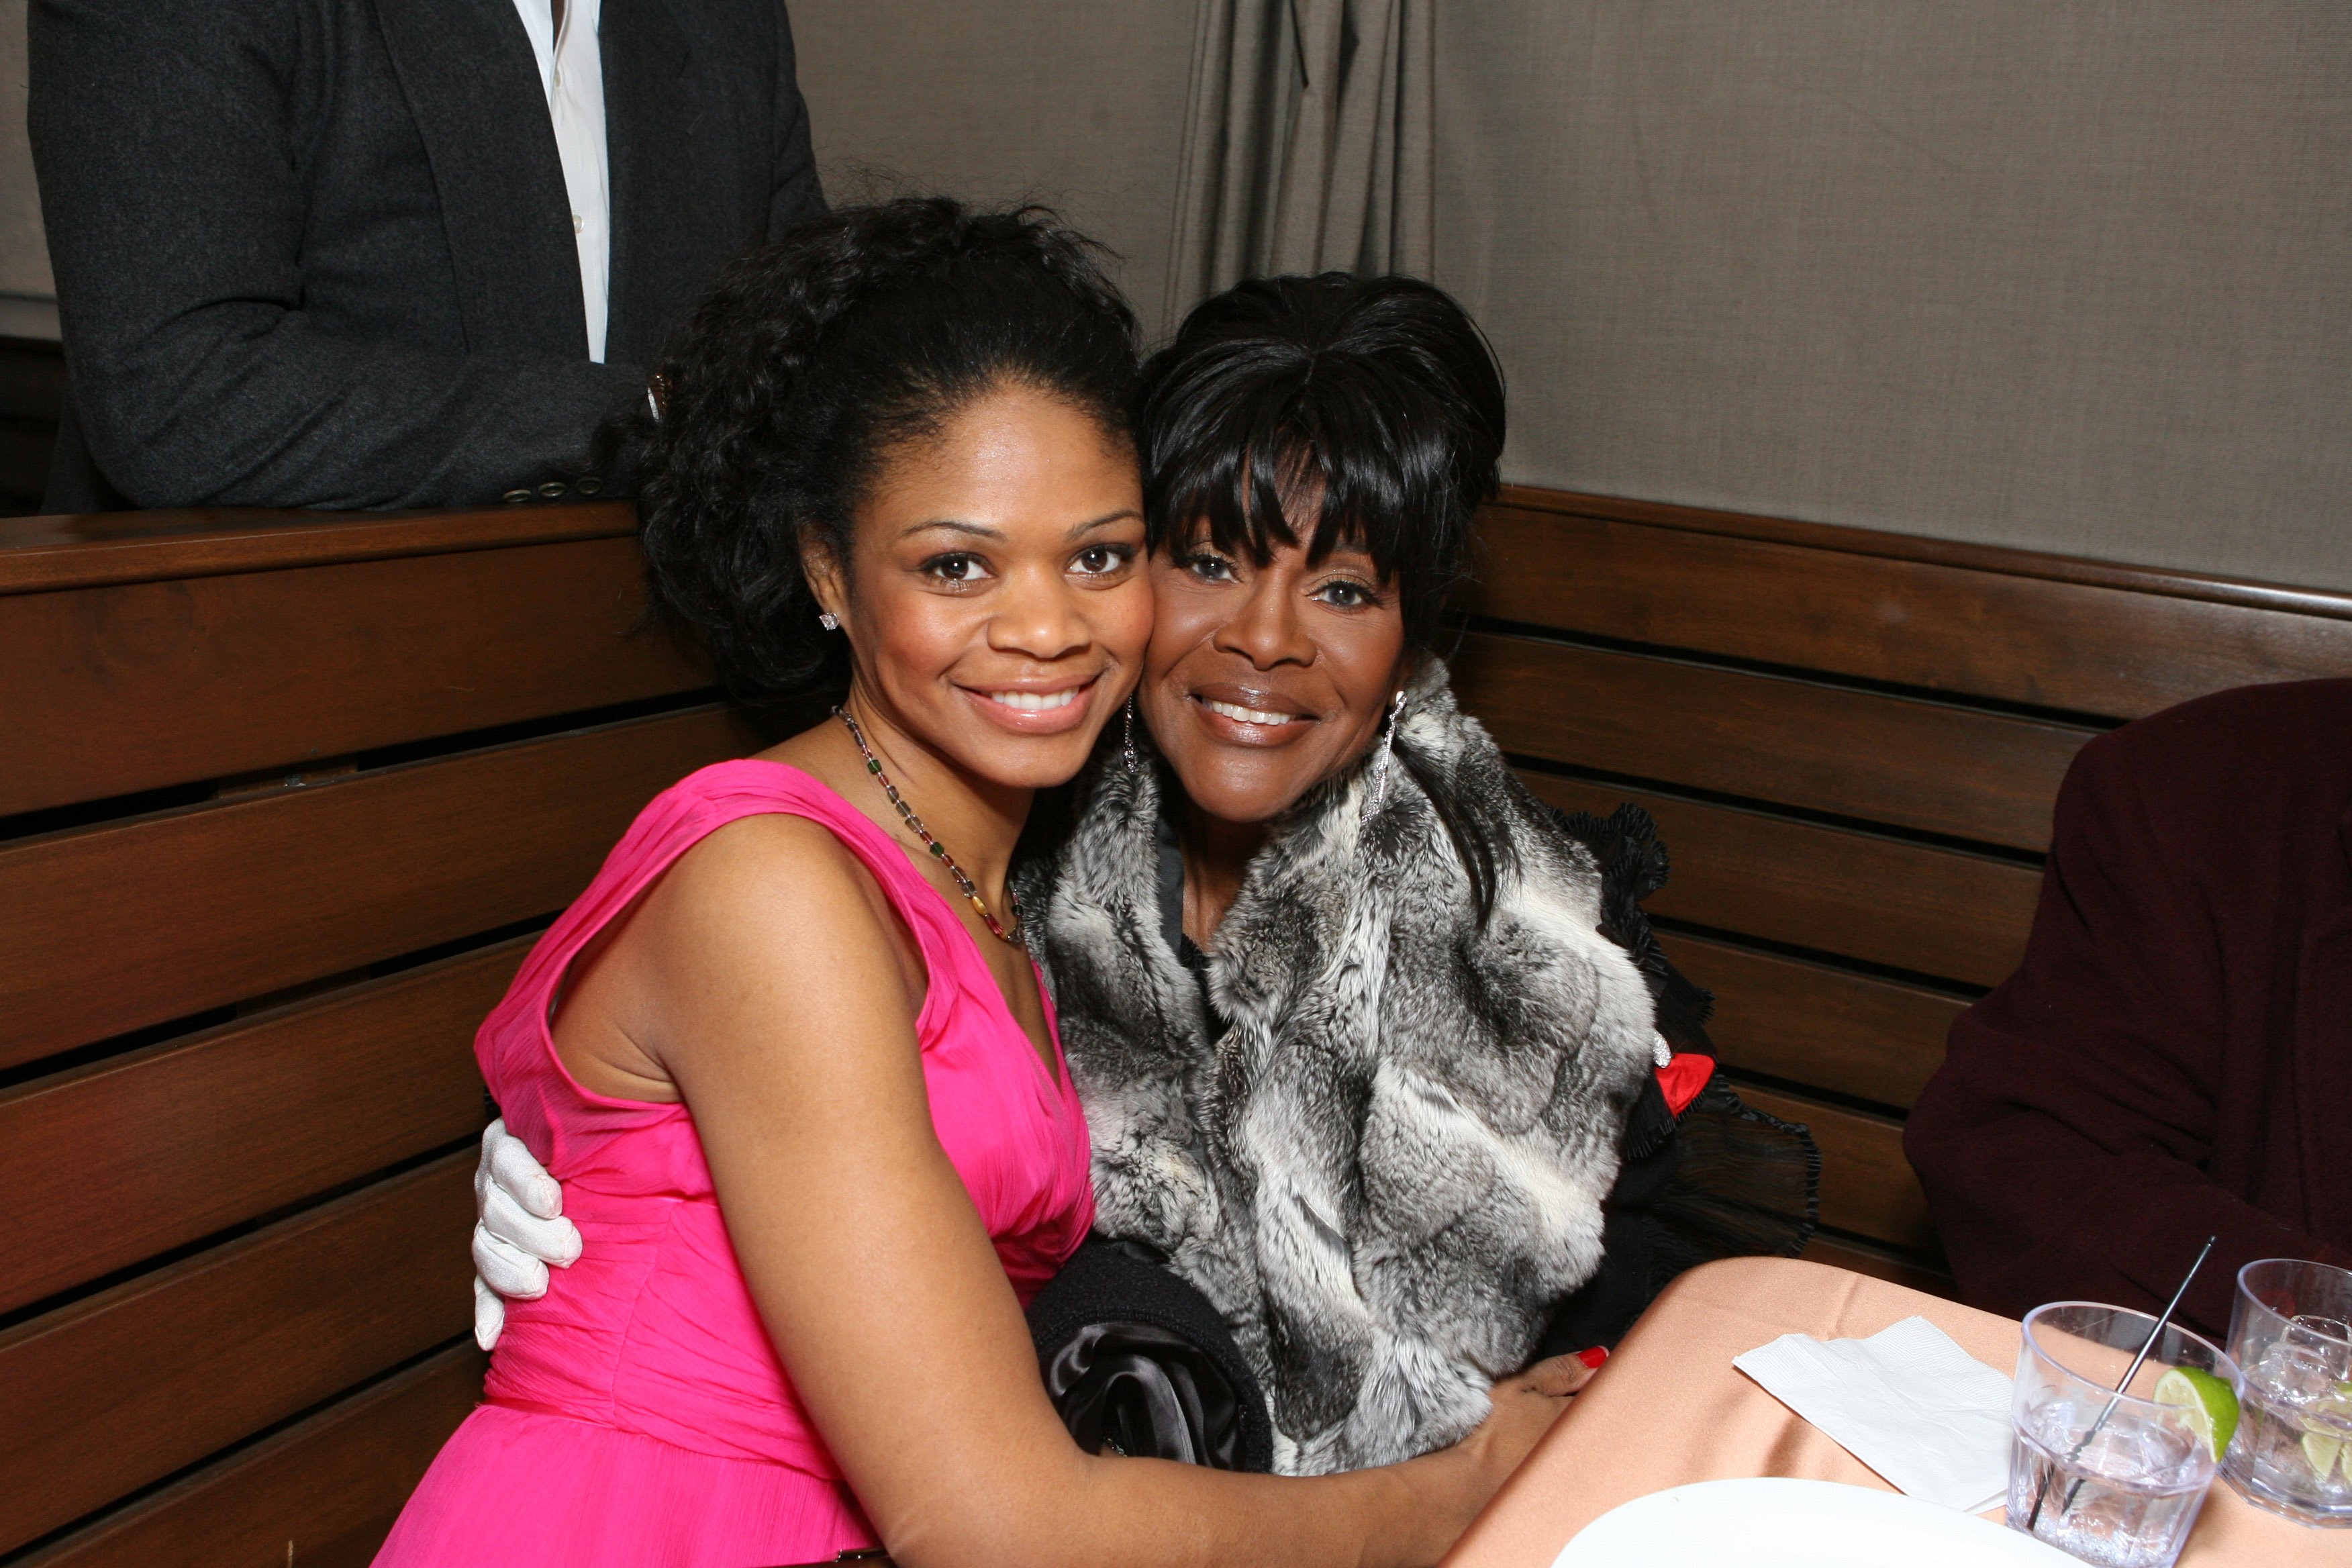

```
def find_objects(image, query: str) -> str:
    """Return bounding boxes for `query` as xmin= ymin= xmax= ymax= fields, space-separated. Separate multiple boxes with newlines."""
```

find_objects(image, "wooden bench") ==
xmin=0 ymin=503 xmax=752 ymax=1566
xmin=7 ymin=488 xmax=2348 ymax=1563
xmin=1451 ymin=485 xmax=2352 ymax=1291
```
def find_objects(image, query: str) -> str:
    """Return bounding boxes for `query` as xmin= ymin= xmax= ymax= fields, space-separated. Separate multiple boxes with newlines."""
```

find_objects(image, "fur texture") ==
xmin=1024 ymin=666 xmax=1659 ymax=1473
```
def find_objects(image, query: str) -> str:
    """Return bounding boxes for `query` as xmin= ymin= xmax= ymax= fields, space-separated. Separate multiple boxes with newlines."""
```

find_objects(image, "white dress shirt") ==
xmin=511 ymin=0 xmax=610 ymax=362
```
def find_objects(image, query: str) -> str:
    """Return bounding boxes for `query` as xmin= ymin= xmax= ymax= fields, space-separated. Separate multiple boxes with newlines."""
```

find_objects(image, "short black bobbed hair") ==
xmin=627 ymin=198 xmax=1140 ymax=720
xmin=1136 ymin=273 xmax=1506 ymax=648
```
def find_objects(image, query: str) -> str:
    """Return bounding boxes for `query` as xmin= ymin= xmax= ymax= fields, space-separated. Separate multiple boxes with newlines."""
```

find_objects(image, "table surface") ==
xmin=1441 ymin=1256 xmax=2343 ymax=1567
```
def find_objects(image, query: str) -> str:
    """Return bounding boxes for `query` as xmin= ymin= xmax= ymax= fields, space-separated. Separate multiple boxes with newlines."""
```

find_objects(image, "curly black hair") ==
xmin=623 ymin=197 xmax=1140 ymax=720
xmin=1135 ymin=273 xmax=1506 ymax=651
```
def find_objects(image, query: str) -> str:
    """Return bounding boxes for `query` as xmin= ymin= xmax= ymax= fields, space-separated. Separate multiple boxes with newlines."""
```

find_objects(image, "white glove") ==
xmin=471 ymin=1118 xmax=581 ymax=1351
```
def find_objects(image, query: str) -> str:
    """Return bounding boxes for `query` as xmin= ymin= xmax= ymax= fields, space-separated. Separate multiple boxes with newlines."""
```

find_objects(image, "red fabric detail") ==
xmin=1654 ymin=1052 xmax=1716 ymax=1118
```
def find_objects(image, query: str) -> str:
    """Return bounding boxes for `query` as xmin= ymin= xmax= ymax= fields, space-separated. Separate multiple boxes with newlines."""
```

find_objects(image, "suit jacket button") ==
xmin=538 ymin=480 xmax=568 ymax=499
xmin=502 ymin=488 xmax=532 ymax=504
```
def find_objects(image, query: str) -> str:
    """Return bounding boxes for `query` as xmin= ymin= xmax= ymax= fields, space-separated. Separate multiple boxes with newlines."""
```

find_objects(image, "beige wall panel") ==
xmin=790 ymin=0 xmax=1199 ymax=337
xmin=0 ymin=0 xmax=56 ymax=336
xmin=1433 ymin=3 xmax=2352 ymax=589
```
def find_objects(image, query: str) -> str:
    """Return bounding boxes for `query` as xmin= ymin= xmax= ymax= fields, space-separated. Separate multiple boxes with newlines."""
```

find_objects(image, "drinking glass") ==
xmin=2006 ymin=1302 xmax=2238 ymax=1568
xmin=2221 ymin=1258 xmax=2352 ymax=1526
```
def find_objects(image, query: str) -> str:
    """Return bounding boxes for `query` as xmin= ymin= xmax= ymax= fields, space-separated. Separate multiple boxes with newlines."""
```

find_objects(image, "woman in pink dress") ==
xmin=376 ymin=198 xmax=1583 ymax=1568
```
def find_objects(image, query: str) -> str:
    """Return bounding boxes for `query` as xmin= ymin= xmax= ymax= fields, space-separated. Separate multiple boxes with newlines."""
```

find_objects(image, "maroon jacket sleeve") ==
xmin=1904 ymin=720 xmax=2348 ymax=1336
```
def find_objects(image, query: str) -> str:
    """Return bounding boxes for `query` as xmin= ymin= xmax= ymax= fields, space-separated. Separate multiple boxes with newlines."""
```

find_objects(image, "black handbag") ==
xmin=1026 ymin=1237 xmax=1275 ymax=1472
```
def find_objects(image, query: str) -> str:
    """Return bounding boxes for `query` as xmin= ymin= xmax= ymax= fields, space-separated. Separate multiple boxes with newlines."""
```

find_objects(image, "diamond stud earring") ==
xmin=818 ymin=611 xmax=840 ymax=631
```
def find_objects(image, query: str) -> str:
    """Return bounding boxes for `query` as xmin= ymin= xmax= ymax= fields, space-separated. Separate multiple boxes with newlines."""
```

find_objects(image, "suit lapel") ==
xmin=375 ymin=0 xmax=587 ymax=356
xmin=601 ymin=0 xmax=726 ymax=365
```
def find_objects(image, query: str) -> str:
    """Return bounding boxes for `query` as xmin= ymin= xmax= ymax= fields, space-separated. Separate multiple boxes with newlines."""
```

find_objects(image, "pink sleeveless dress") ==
xmin=375 ymin=760 xmax=1095 ymax=1567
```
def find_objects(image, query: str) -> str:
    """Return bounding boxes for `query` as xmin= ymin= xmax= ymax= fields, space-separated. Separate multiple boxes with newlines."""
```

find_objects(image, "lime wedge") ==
xmin=2304 ymin=1387 xmax=2352 ymax=1480
xmin=2153 ymin=1367 xmax=2239 ymax=1458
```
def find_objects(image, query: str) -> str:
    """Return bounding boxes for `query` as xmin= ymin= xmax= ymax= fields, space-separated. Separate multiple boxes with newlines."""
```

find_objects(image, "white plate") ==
xmin=1551 ymin=1477 xmax=2077 ymax=1567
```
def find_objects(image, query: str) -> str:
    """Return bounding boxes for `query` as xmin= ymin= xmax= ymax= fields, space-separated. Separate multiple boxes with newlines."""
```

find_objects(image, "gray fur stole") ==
xmin=1024 ymin=666 xmax=1659 ymax=1473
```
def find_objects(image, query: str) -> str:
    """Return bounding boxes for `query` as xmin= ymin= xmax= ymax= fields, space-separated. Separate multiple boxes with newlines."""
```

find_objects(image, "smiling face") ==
xmin=1138 ymin=499 xmax=1410 ymax=825
xmin=805 ymin=381 xmax=1153 ymax=791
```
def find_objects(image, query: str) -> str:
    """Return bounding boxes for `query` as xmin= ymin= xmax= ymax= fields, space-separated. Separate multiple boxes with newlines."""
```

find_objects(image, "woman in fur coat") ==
xmin=1017 ymin=274 xmax=1814 ymax=1475
xmin=473 ymin=271 xmax=1816 ymax=1481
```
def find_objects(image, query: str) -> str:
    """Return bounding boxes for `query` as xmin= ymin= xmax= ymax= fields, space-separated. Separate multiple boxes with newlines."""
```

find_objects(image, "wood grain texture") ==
xmin=1487 ymin=486 xmax=2352 ymax=624
xmin=1464 ymin=501 xmax=2352 ymax=721
xmin=1659 ymin=934 xmax=1966 ymax=1112
xmin=0 ymin=1155 xmax=474 ymax=1555
xmin=1735 ymin=1085 xmax=1939 ymax=1257
xmin=1453 ymin=631 xmax=2093 ymax=850
xmin=0 ymin=503 xmax=636 ymax=595
xmin=0 ymin=538 xmax=707 ymax=816
xmin=1520 ymin=772 xmax=2041 ymax=987
xmin=0 ymin=941 xmax=518 ymax=1313
xmin=14 ymin=1344 xmax=485 ymax=1568
xmin=0 ymin=705 xmax=751 ymax=1069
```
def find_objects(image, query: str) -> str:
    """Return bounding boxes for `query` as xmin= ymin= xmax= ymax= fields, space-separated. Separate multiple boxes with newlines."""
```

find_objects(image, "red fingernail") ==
xmin=1575 ymin=1346 xmax=1609 ymax=1369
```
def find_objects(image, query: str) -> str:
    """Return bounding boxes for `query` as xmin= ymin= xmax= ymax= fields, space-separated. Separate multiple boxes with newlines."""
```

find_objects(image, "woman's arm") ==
xmin=582 ymin=815 xmax=1569 ymax=1568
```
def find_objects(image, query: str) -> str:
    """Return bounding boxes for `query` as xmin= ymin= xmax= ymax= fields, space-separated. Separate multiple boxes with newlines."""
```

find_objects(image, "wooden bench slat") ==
xmin=0 ymin=941 xmax=516 ymax=1314
xmin=1520 ymin=772 xmax=2041 ymax=988
xmin=1466 ymin=499 xmax=2352 ymax=722
xmin=0 ymin=1155 xmax=472 ymax=1555
xmin=1661 ymin=934 xmax=1965 ymax=1112
xmin=0 ymin=503 xmax=635 ymax=595
xmin=14 ymin=1344 xmax=483 ymax=1568
xmin=1735 ymin=1085 xmax=1938 ymax=1257
xmin=0 ymin=538 xmax=706 ymax=818
xmin=0 ymin=705 xmax=750 ymax=1069
xmin=1453 ymin=631 xmax=2092 ymax=850
xmin=1482 ymin=488 xmax=2352 ymax=617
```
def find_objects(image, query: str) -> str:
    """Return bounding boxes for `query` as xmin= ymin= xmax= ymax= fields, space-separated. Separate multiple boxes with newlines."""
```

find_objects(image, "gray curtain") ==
xmin=1161 ymin=0 xmax=1432 ymax=326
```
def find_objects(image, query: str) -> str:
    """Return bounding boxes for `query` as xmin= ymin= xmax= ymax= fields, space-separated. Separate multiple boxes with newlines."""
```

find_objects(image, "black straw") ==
xmin=2024 ymin=1235 xmax=2218 ymax=1533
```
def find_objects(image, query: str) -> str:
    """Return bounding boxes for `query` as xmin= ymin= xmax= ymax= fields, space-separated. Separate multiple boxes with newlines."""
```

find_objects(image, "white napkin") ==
xmin=1733 ymin=1315 xmax=2014 ymax=1514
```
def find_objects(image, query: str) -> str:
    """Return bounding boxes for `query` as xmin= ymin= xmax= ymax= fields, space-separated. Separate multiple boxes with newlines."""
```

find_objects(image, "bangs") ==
xmin=1136 ymin=274 xmax=1505 ymax=646
xmin=1144 ymin=347 xmax=1465 ymax=580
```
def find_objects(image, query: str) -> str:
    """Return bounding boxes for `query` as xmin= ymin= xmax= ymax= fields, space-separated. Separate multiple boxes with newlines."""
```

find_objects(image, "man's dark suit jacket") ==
xmin=30 ymin=0 xmax=824 ymax=512
xmin=1906 ymin=679 xmax=2352 ymax=1337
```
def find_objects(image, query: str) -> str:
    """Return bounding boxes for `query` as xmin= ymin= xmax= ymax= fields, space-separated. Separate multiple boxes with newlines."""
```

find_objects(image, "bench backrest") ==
xmin=1451 ymin=486 xmax=2352 ymax=1291
xmin=0 ymin=503 xmax=750 ymax=1566
xmin=9 ymin=490 xmax=2350 ymax=1562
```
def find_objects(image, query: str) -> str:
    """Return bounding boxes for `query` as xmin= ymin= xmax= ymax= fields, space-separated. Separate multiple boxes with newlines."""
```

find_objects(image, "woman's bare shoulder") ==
xmin=552 ymin=811 xmax=908 ymax=1096
xmin=645 ymin=810 xmax=897 ymax=963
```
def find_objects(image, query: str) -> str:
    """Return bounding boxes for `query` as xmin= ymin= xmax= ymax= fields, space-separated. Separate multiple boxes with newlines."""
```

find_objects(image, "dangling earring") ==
xmin=1367 ymin=689 xmax=1408 ymax=814
xmin=1122 ymin=699 xmax=1140 ymax=776
xmin=818 ymin=610 xmax=839 ymax=631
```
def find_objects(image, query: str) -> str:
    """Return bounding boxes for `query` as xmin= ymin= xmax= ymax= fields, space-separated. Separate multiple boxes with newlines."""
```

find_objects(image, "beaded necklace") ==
xmin=834 ymin=705 xmax=1026 ymax=947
